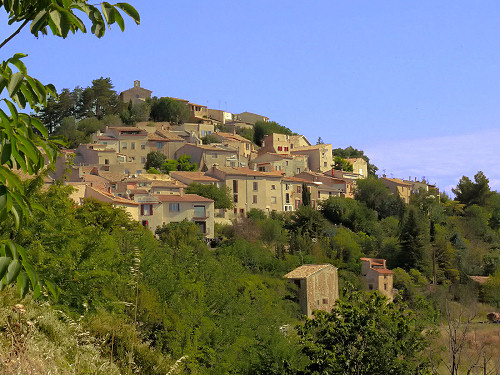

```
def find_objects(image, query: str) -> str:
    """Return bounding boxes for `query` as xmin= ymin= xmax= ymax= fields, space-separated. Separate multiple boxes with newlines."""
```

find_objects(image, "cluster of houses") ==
xmin=33 ymin=80 xmax=443 ymax=315
xmin=41 ymin=80 xmax=440 ymax=240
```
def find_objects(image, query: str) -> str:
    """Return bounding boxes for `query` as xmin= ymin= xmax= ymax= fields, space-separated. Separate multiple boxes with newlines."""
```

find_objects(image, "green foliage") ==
xmin=482 ymin=270 xmax=500 ymax=307
xmin=285 ymin=205 xmax=327 ymax=238
xmin=398 ymin=206 xmax=431 ymax=273
xmin=246 ymin=208 xmax=267 ymax=220
xmin=297 ymin=291 xmax=429 ymax=374
xmin=186 ymin=182 xmax=233 ymax=209
xmin=321 ymin=196 xmax=377 ymax=233
xmin=301 ymin=183 xmax=311 ymax=206
xmin=149 ymin=97 xmax=190 ymax=124
xmin=452 ymin=171 xmax=492 ymax=207
xmin=0 ymin=0 xmax=139 ymax=296
xmin=144 ymin=151 xmax=167 ymax=171
xmin=201 ymin=134 xmax=219 ymax=144
xmin=332 ymin=155 xmax=353 ymax=171
xmin=120 ymin=100 xmax=151 ymax=125
xmin=355 ymin=176 xmax=405 ymax=218
xmin=253 ymin=120 xmax=293 ymax=146
xmin=333 ymin=146 xmax=378 ymax=176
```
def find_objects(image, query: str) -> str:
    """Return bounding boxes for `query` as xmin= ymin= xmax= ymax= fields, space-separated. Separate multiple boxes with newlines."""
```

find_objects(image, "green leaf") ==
xmin=7 ymin=72 xmax=24 ymax=97
xmin=22 ymin=260 xmax=37 ymax=289
xmin=45 ymin=279 xmax=59 ymax=301
xmin=0 ymin=257 xmax=11 ymax=280
xmin=115 ymin=3 xmax=140 ymax=24
xmin=1 ymin=142 xmax=11 ymax=164
xmin=30 ymin=10 xmax=48 ymax=36
xmin=6 ymin=259 xmax=21 ymax=284
xmin=33 ymin=283 xmax=42 ymax=299
xmin=113 ymin=8 xmax=124 ymax=31
xmin=101 ymin=2 xmax=115 ymax=26
xmin=17 ymin=271 xmax=29 ymax=297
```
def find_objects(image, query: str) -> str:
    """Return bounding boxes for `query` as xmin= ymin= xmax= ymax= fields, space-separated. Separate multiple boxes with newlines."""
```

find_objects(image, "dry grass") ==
xmin=0 ymin=288 xmax=121 ymax=375
xmin=429 ymin=300 xmax=500 ymax=375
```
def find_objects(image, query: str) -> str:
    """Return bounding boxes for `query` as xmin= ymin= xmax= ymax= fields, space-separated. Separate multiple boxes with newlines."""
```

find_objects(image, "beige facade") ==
xmin=83 ymin=185 xmax=140 ymax=221
xmin=207 ymin=109 xmax=233 ymax=124
xmin=213 ymin=132 xmax=253 ymax=159
xmin=346 ymin=157 xmax=368 ymax=178
xmin=206 ymin=165 xmax=283 ymax=218
xmin=291 ymin=144 xmax=333 ymax=172
xmin=175 ymin=143 xmax=241 ymax=171
xmin=380 ymin=177 xmax=412 ymax=204
xmin=136 ymin=193 xmax=214 ymax=238
xmin=119 ymin=80 xmax=152 ymax=104
xmin=250 ymin=153 xmax=308 ymax=176
xmin=177 ymin=122 xmax=214 ymax=138
xmin=360 ymin=258 xmax=394 ymax=301
xmin=281 ymin=177 xmax=320 ymax=211
xmin=234 ymin=112 xmax=269 ymax=124
xmin=295 ymin=171 xmax=352 ymax=199
xmin=284 ymin=264 xmax=339 ymax=318
xmin=259 ymin=133 xmax=294 ymax=154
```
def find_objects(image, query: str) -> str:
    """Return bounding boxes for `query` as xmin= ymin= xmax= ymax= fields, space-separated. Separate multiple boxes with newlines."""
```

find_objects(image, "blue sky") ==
xmin=1 ymin=1 xmax=499 ymax=193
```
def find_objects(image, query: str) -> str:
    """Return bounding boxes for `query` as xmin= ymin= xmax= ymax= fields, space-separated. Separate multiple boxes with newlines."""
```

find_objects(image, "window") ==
xmin=141 ymin=157 xmax=146 ymax=163
xmin=246 ymin=144 xmax=249 ymax=150
xmin=141 ymin=220 xmax=148 ymax=228
xmin=131 ymin=142 xmax=135 ymax=150
xmin=324 ymin=162 xmax=327 ymax=167
xmin=122 ymin=142 xmax=127 ymax=149
xmin=239 ymin=208 xmax=245 ymax=217
xmin=141 ymin=143 xmax=146 ymax=150
xmin=277 ymin=146 xmax=283 ymax=151
xmin=169 ymin=203 xmax=180 ymax=212
xmin=234 ymin=208 xmax=238 ymax=215
xmin=284 ymin=147 xmax=289 ymax=151
xmin=368 ymin=284 xmax=373 ymax=290
xmin=212 ymin=152 xmax=217 ymax=158
xmin=104 ymin=159 xmax=109 ymax=165
xmin=232 ymin=180 xmax=238 ymax=193
xmin=271 ymin=185 xmax=276 ymax=190
xmin=271 ymin=196 xmax=277 ymax=204
xmin=141 ymin=204 xmax=153 ymax=216
xmin=157 ymin=142 xmax=163 ymax=149
xmin=322 ymin=298 xmax=328 ymax=305
xmin=297 ymin=185 xmax=302 ymax=194
xmin=384 ymin=284 xmax=387 ymax=291
xmin=286 ymin=161 xmax=289 ymax=166
xmin=253 ymin=182 xmax=258 ymax=191
xmin=295 ymin=199 xmax=301 ymax=209
xmin=195 ymin=221 xmax=207 ymax=233
xmin=285 ymin=193 xmax=290 ymax=204
xmin=285 ymin=184 xmax=290 ymax=190
xmin=297 ymin=168 xmax=301 ymax=173
xmin=233 ymin=194 xmax=238 ymax=203
xmin=253 ymin=195 xmax=257 ymax=204
xmin=258 ymin=166 xmax=265 ymax=172
xmin=111 ymin=184 xmax=117 ymax=190
xmin=194 ymin=205 xmax=206 ymax=218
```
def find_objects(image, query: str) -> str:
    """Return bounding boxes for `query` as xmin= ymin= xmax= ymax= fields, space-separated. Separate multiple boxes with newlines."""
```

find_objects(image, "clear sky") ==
xmin=1 ymin=1 xmax=499 ymax=193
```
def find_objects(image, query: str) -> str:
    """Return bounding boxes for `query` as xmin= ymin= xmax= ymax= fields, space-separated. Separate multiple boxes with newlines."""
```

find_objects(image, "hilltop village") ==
xmin=45 ymin=80 xmax=439 ymax=240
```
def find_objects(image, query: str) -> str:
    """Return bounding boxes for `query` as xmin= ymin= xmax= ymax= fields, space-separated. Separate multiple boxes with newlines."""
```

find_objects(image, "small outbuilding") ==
xmin=284 ymin=264 xmax=339 ymax=318
xmin=360 ymin=258 xmax=394 ymax=301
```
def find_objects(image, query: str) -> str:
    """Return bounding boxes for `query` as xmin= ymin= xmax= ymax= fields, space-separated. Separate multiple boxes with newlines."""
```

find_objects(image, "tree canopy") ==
xmin=452 ymin=171 xmax=492 ymax=207
xmin=253 ymin=120 xmax=293 ymax=146
xmin=186 ymin=182 xmax=233 ymax=209
xmin=149 ymin=97 xmax=190 ymax=124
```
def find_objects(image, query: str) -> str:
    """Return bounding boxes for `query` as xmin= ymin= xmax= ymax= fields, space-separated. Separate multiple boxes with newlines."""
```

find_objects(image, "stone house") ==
xmin=291 ymin=143 xmax=333 ymax=172
xmin=295 ymin=171 xmax=351 ymax=199
xmin=380 ymin=177 xmax=412 ymax=204
xmin=284 ymin=264 xmax=339 ymax=319
xmin=234 ymin=111 xmax=269 ymax=124
xmin=346 ymin=157 xmax=368 ymax=178
xmin=175 ymin=143 xmax=241 ymax=171
xmin=119 ymin=80 xmax=152 ymax=104
xmin=360 ymin=258 xmax=394 ymax=301
xmin=205 ymin=165 xmax=283 ymax=218
xmin=250 ymin=153 xmax=309 ymax=176
xmin=213 ymin=132 xmax=253 ymax=159
xmin=135 ymin=193 xmax=214 ymax=237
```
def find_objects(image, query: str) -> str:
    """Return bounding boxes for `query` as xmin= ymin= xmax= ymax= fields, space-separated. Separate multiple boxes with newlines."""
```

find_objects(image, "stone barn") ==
xmin=284 ymin=264 xmax=339 ymax=318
